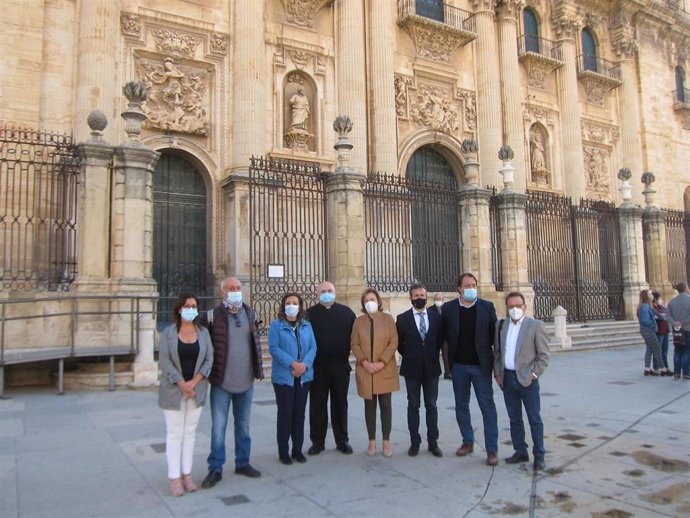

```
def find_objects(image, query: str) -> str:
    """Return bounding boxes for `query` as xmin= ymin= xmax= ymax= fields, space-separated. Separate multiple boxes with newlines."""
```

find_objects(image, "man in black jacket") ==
xmin=306 ymin=281 xmax=357 ymax=455
xmin=396 ymin=283 xmax=443 ymax=457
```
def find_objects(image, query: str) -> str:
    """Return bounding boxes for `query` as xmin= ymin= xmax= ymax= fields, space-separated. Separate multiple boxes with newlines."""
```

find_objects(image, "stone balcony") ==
xmin=577 ymin=54 xmax=623 ymax=106
xmin=518 ymin=34 xmax=565 ymax=89
xmin=397 ymin=0 xmax=478 ymax=64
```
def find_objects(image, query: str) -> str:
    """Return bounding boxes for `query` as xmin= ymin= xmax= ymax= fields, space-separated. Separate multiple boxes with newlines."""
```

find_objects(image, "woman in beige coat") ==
xmin=351 ymin=288 xmax=400 ymax=457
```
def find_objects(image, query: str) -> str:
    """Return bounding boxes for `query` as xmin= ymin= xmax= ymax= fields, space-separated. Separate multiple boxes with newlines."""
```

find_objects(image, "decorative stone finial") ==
xmin=87 ymin=110 xmax=108 ymax=142
xmin=461 ymin=138 xmax=479 ymax=155
xmin=498 ymin=145 xmax=516 ymax=192
xmin=121 ymin=81 xmax=148 ymax=144
xmin=641 ymin=171 xmax=656 ymax=185
xmin=641 ymin=171 xmax=657 ymax=209
xmin=617 ymin=167 xmax=632 ymax=181
xmin=618 ymin=167 xmax=633 ymax=206
xmin=333 ymin=115 xmax=354 ymax=173
xmin=333 ymin=115 xmax=353 ymax=136
xmin=460 ymin=138 xmax=479 ymax=188
xmin=498 ymin=145 xmax=514 ymax=161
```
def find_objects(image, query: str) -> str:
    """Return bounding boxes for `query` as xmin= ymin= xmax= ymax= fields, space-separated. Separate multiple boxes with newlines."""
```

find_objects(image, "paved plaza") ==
xmin=1 ymin=346 xmax=689 ymax=518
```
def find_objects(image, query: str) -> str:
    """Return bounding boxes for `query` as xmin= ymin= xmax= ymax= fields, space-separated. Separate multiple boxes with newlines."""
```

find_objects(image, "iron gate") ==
xmin=249 ymin=156 xmax=327 ymax=333
xmin=663 ymin=209 xmax=690 ymax=287
xmin=0 ymin=124 xmax=80 ymax=291
xmin=526 ymin=191 xmax=624 ymax=321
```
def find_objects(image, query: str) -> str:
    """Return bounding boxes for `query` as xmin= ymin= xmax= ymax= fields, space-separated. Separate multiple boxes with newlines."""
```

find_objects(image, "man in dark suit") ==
xmin=442 ymin=273 xmax=499 ymax=466
xmin=494 ymin=291 xmax=550 ymax=471
xmin=428 ymin=293 xmax=451 ymax=379
xmin=396 ymin=283 xmax=443 ymax=457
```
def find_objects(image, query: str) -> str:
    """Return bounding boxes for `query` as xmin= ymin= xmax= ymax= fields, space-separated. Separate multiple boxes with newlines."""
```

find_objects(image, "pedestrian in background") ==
xmin=637 ymin=289 xmax=670 ymax=376
xmin=652 ymin=291 xmax=670 ymax=372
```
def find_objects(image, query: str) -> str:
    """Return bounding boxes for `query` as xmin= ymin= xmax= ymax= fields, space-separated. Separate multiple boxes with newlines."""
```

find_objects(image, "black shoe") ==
xmin=234 ymin=464 xmax=261 ymax=478
xmin=201 ymin=470 xmax=222 ymax=489
xmin=336 ymin=442 xmax=353 ymax=454
xmin=308 ymin=444 xmax=325 ymax=455
xmin=444 ymin=373 xmax=452 ymax=380
xmin=292 ymin=452 xmax=307 ymax=463
xmin=428 ymin=444 xmax=443 ymax=457
xmin=408 ymin=443 xmax=420 ymax=457
xmin=279 ymin=456 xmax=293 ymax=465
xmin=533 ymin=456 xmax=546 ymax=471
xmin=505 ymin=452 xmax=530 ymax=464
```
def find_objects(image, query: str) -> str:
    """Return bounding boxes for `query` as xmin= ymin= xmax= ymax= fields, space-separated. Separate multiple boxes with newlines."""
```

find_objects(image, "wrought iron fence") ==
xmin=517 ymin=34 xmax=563 ymax=61
xmin=664 ymin=209 xmax=690 ymax=287
xmin=488 ymin=187 xmax=503 ymax=291
xmin=0 ymin=123 xmax=80 ymax=292
xmin=364 ymin=172 xmax=460 ymax=293
xmin=249 ymin=156 xmax=327 ymax=334
xmin=398 ymin=0 xmax=477 ymax=34
xmin=526 ymin=191 xmax=624 ymax=321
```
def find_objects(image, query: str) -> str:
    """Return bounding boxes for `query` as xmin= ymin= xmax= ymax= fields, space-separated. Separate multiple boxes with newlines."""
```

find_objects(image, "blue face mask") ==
xmin=180 ymin=307 xmax=198 ymax=322
xmin=462 ymin=288 xmax=478 ymax=302
xmin=319 ymin=292 xmax=336 ymax=305
xmin=226 ymin=291 xmax=242 ymax=306
xmin=285 ymin=304 xmax=300 ymax=318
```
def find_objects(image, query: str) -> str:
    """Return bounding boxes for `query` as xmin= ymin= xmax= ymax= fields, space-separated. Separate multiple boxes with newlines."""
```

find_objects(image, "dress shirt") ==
xmin=504 ymin=317 xmax=524 ymax=371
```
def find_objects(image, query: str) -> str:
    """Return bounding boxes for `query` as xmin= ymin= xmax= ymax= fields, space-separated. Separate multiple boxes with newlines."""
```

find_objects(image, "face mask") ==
xmin=180 ymin=307 xmax=198 ymax=322
xmin=319 ymin=292 xmax=336 ymax=305
xmin=285 ymin=304 xmax=299 ymax=318
xmin=226 ymin=291 xmax=242 ymax=306
xmin=412 ymin=298 xmax=427 ymax=309
xmin=434 ymin=301 xmax=443 ymax=308
xmin=365 ymin=300 xmax=379 ymax=314
xmin=509 ymin=307 xmax=524 ymax=321
xmin=462 ymin=288 xmax=477 ymax=302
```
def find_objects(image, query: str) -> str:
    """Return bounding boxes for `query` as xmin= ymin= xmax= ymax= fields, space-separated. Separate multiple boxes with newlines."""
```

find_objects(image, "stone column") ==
xmin=495 ymin=192 xmax=533 ymax=299
xmin=368 ymin=0 xmax=397 ymax=173
xmin=74 ymin=0 xmax=120 ymax=142
xmin=73 ymin=111 xmax=114 ymax=292
xmin=324 ymin=117 xmax=366 ymax=307
xmin=552 ymin=7 xmax=586 ymax=199
xmin=131 ymin=313 xmax=158 ymax=387
xmin=619 ymin=205 xmax=648 ymax=318
xmin=336 ymin=0 xmax=368 ymax=175
xmin=458 ymin=188 xmax=494 ymax=293
xmin=472 ymin=0 xmax=503 ymax=187
xmin=496 ymin=0 xmax=526 ymax=189
xmin=232 ymin=0 xmax=267 ymax=170
xmin=641 ymin=173 xmax=669 ymax=296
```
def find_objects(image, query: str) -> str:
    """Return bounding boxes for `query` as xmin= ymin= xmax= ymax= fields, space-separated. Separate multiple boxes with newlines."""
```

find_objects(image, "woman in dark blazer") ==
xmin=158 ymin=293 xmax=213 ymax=496
xmin=268 ymin=292 xmax=317 ymax=465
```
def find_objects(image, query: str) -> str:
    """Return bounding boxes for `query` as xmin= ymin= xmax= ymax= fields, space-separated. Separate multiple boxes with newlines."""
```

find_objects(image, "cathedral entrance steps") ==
xmin=546 ymin=320 xmax=645 ymax=352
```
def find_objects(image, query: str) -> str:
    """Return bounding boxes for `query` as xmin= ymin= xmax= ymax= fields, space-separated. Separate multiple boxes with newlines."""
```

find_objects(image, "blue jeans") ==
xmin=674 ymin=332 xmax=690 ymax=375
xmin=450 ymin=363 xmax=498 ymax=453
xmin=502 ymin=371 xmax=545 ymax=458
xmin=207 ymin=384 xmax=254 ymax=472
xmin=653 ymin=334 xmax=669 ymax=370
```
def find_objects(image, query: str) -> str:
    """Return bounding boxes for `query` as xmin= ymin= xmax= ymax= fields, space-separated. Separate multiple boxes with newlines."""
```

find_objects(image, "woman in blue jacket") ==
xmin=637 ymin=289 xmax=670 ymax=376
xmin=268 ymin=292 xmax=317 ymax=465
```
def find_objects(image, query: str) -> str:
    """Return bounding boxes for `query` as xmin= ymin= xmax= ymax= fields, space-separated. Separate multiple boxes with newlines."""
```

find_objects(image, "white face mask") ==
xmin=434 ymin=301 xmax=443 ymax=308
xmin=226 ymin=291 xmax=242 ymax=306
xmin=364 ymin=300 xmax=379 ymax=314
xmin=509 ymin=307 xmax=524 ymax=321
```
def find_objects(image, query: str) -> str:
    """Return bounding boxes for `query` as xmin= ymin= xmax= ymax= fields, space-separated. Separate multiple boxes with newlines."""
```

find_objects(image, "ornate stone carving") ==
xmin=394 ymin=74 xmax=413 ymax=118
xmin=611 ymin=34 xmax=639 ymax=59
xmin=121 ymin=14 xmax=142 ymax=38
xmin=581 ymin=120 xmax=620 ymax=145
xmin=551 ymin=10 xmax=580 ymax=39
xmin=409 ymin=84 xmax=461 ymax=133
xmin=495 ymin=0 xmax=525 ymax=20
xmin=529 ymin=126 xmax=550 ymax=186
xmin=523 ymin=105 xmax=555 ymax=126
xmin=209 ymin=33 xmax=228 ymax=55
xmin=290 ymin=50 xmax=311 ymax=67
xmin=287 ymin=72 xmax=305 ymax=85
xmin=579 ymin=71 xmax=622 ymax=107
xmin=315 ymin=55 xmax=326 ymax=75
xmin=280 ymin=0 xmax=332 ymax=28
xmin=584 ymin=146 xmax=611 ymax=198
xmin=398 ymin=9 xmax=477 ymax=64
xmin=455 ymin=88 xmax=477 ymax=131
xmin=136 ymin=56 xmax=209 ymax=136
xmin=153 ymin=29 xmax=200 ymax=58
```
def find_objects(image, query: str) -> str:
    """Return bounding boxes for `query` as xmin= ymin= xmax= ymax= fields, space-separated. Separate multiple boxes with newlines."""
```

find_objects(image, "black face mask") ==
xmin=412 ymin=298 xmax=427 ymax=309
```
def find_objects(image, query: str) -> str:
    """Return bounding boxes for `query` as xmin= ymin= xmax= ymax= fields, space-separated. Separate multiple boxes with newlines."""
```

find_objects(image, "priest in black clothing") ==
xmin=306 ymin=281 xmax=357 ymax=455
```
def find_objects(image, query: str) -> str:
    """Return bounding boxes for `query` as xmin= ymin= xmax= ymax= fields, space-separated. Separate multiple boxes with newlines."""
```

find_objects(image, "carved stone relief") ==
xmin=280 ymin=0 xmax=332 ymax=28
xmin=526 ymin=58 xmax=551 ymax=89
xmin=210 ymin=33 xmax=228 ymax=55
xmin=273 ymin=44 xmax=328 ymax=76
xmin=401 ymin=23 xmax=475 ymax=64
xmin=584 ymin=146 xmax=611 ymax=199
xmin=121 ymin=14 xmax=142 ymax=39
xmin=523 ymin=105 xmax=555 ymax=127
xmin=136 ymin=56 xmax=209 ymax=136
xmin=581 ymin=120 xmax=620 ymax=146
xmin=581 ymin=75 xmax=610 ymax=106
xmin=455 ymin=89 xmax=477 ymax=131
xmin=153 ymin=29 xmax=201 ymax=58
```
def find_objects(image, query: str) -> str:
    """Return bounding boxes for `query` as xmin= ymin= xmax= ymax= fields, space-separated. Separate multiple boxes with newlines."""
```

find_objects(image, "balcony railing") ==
xmin=518 ymin=34 xmax=563 ymax=62
xmin=398 ymin=0 xmax=477 ymax=34
xmin=577 ymin=54 xmax=622 ymax=82
xmin=673 ymin=88 xmax=690 ymax=105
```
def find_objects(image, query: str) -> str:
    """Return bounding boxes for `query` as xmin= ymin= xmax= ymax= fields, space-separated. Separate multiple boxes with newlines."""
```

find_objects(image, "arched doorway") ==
xmin=406 ymin=145 xmax=460 ymax=290
xmin=153 ymin=152 xmax=209 ymax=327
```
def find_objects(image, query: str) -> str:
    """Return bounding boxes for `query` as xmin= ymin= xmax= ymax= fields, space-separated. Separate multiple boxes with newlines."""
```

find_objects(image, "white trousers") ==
xmin=163 ymin=398 xmax=203 ymax=479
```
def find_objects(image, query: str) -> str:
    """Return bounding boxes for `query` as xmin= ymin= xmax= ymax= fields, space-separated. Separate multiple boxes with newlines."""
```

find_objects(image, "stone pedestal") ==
xmin=643 ymin=208 xmax=670 ymax=295
xmin=494 ymin=191 xmax=534 ymax=304
xmin=458 ymin=187 xmax=494 ymax=293
xmin=619 ymin=205 xmax=648 ymax=318
xmin=551 ymin=306 xmax=571 ymax=348
xmin=131 ymin=313 xmax=159 ymax=387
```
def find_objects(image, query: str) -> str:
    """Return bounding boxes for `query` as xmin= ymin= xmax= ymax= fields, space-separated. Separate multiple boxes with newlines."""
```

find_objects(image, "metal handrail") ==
xmin=517 ymin=34 xmax=563 ymax=61
xmin=398 ymin=0 xmax=477 ymax=34
xmin=577 ymin=54 xmax=622 ymax=81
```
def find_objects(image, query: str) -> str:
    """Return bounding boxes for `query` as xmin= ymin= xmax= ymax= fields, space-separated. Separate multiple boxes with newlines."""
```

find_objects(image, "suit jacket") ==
xmin=493 ymin=316 xmax=550 ymax=387
xmin=428 ymin=304 xmax=441 ymax=316
xmin=396 ymin=308 xmax=442 ymax=379
xmin=441 ymin=297 xmax=497 ymax=376
xmin=158 ymin=323 xmax=214 ymax=410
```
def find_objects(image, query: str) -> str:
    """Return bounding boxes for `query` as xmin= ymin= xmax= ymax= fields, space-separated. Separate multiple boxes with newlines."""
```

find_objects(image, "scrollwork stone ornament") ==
xmin=121 ymin=14 xmax=142 ymax=38
xmin=456 ymin=89 xmax=477 ymax=131
xmin=209 ymin=33 xmax=228 ymax=55
xmin=394 ymin=75 xmax=412 ymax=118
xmin=281 ymin=0 xmax=332 ymax=29
xmin=153 ymin=29 xmax=200 ymax=58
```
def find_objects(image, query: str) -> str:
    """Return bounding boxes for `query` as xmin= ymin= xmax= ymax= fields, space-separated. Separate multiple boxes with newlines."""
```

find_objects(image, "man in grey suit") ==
xmin=494 ymin=291 xmax=550 ymax=471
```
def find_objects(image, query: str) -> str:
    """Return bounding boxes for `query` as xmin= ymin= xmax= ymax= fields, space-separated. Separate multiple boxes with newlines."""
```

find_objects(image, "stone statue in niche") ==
xmin=289 ymin=87 xmax=310 ymax=129
xmin=529 ymin=127 xmax=549 ymax=185
xmin=284 ymin=80 xmax=314 ymax=153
